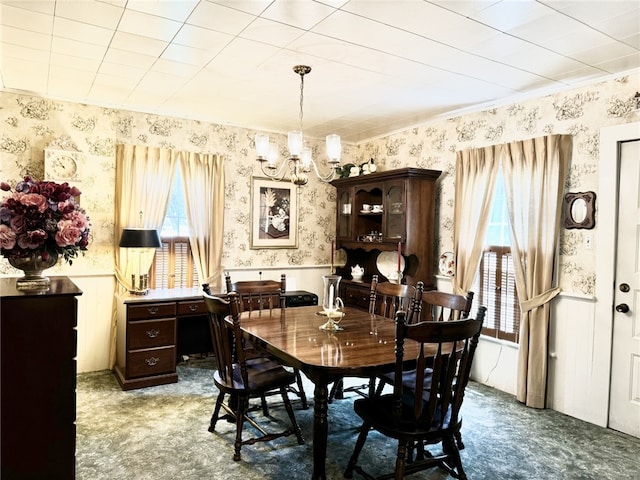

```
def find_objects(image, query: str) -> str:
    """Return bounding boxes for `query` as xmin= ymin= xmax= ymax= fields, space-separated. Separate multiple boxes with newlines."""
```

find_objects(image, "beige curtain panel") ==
xmin=179 ymin=152 xmax=225 ymax=292
xmin=502 ymin=134 xmax=571 ymax=408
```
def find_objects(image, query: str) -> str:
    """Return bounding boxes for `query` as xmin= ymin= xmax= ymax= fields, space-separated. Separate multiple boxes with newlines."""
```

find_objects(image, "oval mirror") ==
xmin=570 ymin=198 xmax=588 ymax=224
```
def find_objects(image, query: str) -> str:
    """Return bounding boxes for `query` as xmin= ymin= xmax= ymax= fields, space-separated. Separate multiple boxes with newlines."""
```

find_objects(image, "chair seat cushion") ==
xmin=353 ymin=394 xmax=456 ymax=441
xmin=379 ymin=368 xmax=433 ymax=391
xmin=214 ymin=357 xmax=296 ymax=393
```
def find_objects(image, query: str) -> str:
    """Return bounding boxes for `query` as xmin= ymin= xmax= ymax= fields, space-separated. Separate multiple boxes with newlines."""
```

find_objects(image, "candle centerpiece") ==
xmin=320 ymin=274 xmax=344 ymax=331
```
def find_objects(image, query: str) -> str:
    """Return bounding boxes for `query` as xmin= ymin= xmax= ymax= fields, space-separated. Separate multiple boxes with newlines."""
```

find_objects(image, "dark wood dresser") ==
xmin=115 ymin=288 xmax=209 ymax=390
xmin=0 ymin=276 xmax=82 ymax=480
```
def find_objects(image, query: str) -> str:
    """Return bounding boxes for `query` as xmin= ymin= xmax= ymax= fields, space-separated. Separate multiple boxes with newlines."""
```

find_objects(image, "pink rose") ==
xmin=20 ymin=193 xmax=47 ymax=213
xmin=0 ymin=224 xmax=16 ymax=249
xmin=55 ymin=220 xmax=82 ymax=247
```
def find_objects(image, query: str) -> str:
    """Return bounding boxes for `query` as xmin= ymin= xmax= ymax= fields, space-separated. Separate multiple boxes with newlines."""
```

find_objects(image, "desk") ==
xmin=238 ymin=305 xmax=421 ymax=480
xmin=115 ymin=288 xmax=210 ymax=390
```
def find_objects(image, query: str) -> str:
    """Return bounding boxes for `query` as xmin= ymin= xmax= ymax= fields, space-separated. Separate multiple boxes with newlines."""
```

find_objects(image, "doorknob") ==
xmin=615 ymin=303 xmax=630 ymax=313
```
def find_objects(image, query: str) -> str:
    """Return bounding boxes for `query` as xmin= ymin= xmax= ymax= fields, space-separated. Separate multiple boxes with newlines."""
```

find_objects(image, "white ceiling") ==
xmin=1 ymin=0 xmax=639 ymax=143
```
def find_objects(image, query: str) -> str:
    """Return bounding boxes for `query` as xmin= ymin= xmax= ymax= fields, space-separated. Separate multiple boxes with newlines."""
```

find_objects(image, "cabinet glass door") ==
xmin=337 ymin=190 xmax=352 ymax=239
xmin=385 ymin=182 xmax=404 ymax=240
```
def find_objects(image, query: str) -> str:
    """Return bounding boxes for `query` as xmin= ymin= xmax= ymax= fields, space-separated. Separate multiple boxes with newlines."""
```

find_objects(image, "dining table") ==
xmin=237 ymin=304 xmax=423 ymax=480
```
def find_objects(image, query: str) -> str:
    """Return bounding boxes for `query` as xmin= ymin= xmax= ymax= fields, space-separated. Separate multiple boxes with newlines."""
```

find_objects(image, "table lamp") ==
xmin=119 ymin=228 xmax=162 ymax=295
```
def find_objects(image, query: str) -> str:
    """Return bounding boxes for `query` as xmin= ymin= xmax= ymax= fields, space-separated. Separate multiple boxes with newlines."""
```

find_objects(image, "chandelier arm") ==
xmin=259 ymin=159 xmax=290 ymax=181
xmin=308 ymin=158 xmax=338 ymax=183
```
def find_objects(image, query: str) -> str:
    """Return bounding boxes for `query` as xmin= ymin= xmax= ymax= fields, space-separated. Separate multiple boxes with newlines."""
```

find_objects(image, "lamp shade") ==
xmin=119 ymin=229 xmax=162 ymax=248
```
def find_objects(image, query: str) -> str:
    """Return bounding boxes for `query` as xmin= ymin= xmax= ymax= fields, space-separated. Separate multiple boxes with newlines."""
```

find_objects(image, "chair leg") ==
xmin=454 ymin=431 xmax=465 ymax=450
xmin=394 ymin=441 xmax=409 ymax=480
xmin=328 ymin=377 xmax=344 ymax=402
xmin=209 ymin=392 xmax=226 ymax=432
xmin=344 ymin=422 xmax=371 ymax=479
xmin=280 ymin=387 xmax=305 ymax=445
xmin=233 ymin=396 xmax=249 ymax=461
xmin=441 ymin=434 xmax=466 ymax=480
xmin=260 ymin=394 xmax=269 ymax=416
xmin=294 ymin=369 xmax=309 ymax=409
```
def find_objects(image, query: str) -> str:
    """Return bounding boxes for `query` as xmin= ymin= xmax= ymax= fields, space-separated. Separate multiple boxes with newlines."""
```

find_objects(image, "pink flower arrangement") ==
xmin=0 ymin=176 xmax=91 ymax=265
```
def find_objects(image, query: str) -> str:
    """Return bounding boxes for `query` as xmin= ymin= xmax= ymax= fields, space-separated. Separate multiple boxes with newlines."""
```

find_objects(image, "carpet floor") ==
xmin=76 ymin=357 xmax=640 ymax=480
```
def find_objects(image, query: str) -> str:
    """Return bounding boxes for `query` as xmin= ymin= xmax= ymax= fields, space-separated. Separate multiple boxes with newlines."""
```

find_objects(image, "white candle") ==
xmin=329 ymin=284 xmax=334 ymax=310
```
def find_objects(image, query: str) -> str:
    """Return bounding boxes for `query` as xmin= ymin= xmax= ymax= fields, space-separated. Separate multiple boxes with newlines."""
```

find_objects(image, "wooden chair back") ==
xmin=224 ymin=272 xmax=286 ymax=315
xmin=394 ymin=306 xmax=486 ymax=433
xmin=202 ymin=291 xmax=246 ymax=385
xmin=412 ymin=281 xmax=474 ymax=322
xmin=369 ymin=274 xmax=416 ymax=319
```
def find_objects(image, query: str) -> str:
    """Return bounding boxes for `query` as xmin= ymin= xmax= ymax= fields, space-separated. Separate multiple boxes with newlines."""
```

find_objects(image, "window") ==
xmin=149 ymin=166 xmax=199 ymax=289
xmin=473 ymin=168 xmax=521 ymax=342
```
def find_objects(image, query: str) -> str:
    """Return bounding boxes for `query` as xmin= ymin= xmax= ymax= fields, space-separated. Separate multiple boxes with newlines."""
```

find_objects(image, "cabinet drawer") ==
xmin=344 ymin=285 xmax=371 ymax=310
xmin=128 ymin=318 xmax=176 ymax=350
xmin=128 ymin=302 xmax=176 ymax=320
xmin=178 ymin=299 xmax=206 ymax=316
xmin=127 ymin=346 xmax=176 ymax=378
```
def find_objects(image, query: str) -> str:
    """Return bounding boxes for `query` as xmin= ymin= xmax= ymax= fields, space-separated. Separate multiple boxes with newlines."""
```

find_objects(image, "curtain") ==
xmin=110 ymin=144 xmax=177 ymax=367
xmin=179 ymin=152 xmax=225 ymax=292
xmin=451 ymin=146 xmax=500 ymax=297
xmin=501 ymin=134 xmax=572 ymax=408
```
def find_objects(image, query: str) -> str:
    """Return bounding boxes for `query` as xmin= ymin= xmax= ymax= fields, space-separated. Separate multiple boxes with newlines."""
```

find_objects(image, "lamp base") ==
xmin=130 ymin=274 xmax=149 ymax=295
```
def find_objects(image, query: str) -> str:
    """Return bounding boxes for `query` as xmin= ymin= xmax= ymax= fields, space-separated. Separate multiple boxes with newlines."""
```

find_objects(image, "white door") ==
xmin=609 ymin=138 xmax=640 ymax=437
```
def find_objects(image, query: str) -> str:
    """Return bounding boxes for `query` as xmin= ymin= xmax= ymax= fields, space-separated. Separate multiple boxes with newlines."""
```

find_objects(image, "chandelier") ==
xmin=255 ymin=65 xmax=342 ymax=186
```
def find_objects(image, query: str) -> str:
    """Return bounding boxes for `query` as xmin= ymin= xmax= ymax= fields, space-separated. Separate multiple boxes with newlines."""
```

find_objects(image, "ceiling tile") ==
xmin=126 ymin=0 xmax=198 ymax=22
xmin=0 ymin=2 xmax=53 ymax=33
xmin=53 ymin=17 xmax=114 ymax=46
xmin=1 ymin=24 xmax=51 ymax=50
xmin=54 ymin=0 xmax=123 ymax=29
xmin=110 ymin=31 xmax=168 ymax=58
xmin=118 ymin=9 xmax=183 ymax=42
xmin=172 ymin=24 xmax=232 ymax=50
xmin=186 ymin=1 xmax=254 ymax=35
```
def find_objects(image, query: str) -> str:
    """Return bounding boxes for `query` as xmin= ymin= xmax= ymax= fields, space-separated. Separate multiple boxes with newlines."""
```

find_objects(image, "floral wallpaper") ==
xmin=353 ymin=73 xmax=639 ymax=295
xmin=0 ymin=71 xmax=637 ymax=295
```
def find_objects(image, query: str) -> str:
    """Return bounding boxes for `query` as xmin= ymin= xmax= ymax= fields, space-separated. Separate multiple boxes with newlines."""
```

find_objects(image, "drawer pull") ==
xmin=146 ymin=329 xmax=160 ymax=338
xmin=147 ymin=306 xmax=159 ymax=315
xmin=145 ymin=357 xmax=160 ymax=366
xmin=188 ymin=304 xmax=199 ymax=312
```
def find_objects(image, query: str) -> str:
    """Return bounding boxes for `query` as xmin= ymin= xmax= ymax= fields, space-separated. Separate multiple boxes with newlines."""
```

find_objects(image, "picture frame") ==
xmin=564 ymin=191 xmax=596 ymax=229
xmin=250 ymin=177 xmax=298 ymax=248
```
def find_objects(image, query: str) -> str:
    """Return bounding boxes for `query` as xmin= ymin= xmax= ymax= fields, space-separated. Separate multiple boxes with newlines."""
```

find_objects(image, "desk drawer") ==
xmin=128 ymin=318 xmax=176 ymax=350
xmin=178 ymin=299 xmax=206 ymax=316
xmin=127 ymin=346 xmax=176 ymax=378
xmin=128 ymin=302 xmax=176 ymax=320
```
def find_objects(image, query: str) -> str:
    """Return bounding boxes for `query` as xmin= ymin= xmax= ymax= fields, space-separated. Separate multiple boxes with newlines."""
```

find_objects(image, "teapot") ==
xmin=351 ymin=264 xmax=364 ymax=281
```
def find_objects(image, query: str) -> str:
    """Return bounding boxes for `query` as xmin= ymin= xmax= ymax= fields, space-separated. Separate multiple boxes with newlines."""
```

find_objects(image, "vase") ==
xmin=8 ymin=252 xmax=59 ymax=291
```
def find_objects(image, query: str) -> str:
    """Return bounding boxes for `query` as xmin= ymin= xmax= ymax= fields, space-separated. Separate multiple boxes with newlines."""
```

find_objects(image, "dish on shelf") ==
xmin=376 ymin=251 xmax=406 ymax=281
xmin=439 ymin=251 xmax=455 ymax=276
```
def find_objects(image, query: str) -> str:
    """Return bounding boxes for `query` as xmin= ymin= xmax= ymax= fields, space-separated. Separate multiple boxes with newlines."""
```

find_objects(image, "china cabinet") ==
xmin=331 ymin=168 xmax=441 ymax=307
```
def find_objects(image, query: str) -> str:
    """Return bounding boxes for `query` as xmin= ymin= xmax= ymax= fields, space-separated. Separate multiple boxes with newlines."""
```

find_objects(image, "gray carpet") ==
xmin=76 ymin=357 xmax=640 ymax=480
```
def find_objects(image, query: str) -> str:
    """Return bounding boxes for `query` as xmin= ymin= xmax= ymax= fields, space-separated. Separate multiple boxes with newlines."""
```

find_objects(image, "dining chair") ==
xmin=344 ymin=307 xmax=486 ymax=480
xmin=374 ymin=282 xmax=476 ymax=452
xmin=203 ymin=291 xmax=305 ymax=461
xmin=224 ymin=272 xmax=309 ymax=410
xmin=329 ymin=274 xmax=417 ymax=401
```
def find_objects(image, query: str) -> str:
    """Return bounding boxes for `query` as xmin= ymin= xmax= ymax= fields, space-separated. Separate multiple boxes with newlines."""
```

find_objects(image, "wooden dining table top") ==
xmin=238 ymin=305 xmax=420 ymax=380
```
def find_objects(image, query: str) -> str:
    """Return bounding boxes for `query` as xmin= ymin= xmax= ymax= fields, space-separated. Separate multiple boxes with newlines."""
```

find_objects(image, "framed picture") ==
xmin=564 ymin=191 xmax=596 ymax=229
xmin=250 ymin=177 xmax=298 ymax=248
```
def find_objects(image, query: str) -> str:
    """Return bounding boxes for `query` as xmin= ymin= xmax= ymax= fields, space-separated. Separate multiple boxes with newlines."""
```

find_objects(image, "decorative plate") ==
xmin=376 ymin=251 xmax=406 ymax=281
xmin=439 ymin=252 xmax=455 ymax=276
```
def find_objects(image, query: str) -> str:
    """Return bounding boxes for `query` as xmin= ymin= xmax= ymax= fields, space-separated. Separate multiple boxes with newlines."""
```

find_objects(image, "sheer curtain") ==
xmin=502 ymin=134 xmax=571 ymax=408
xmin=451 ymin=145 xmax=500 ymax=296
xmin=179 ymin=152 xmax=225 ymax=292
xmin=111 ymin=144 xmax=177 ymax=367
